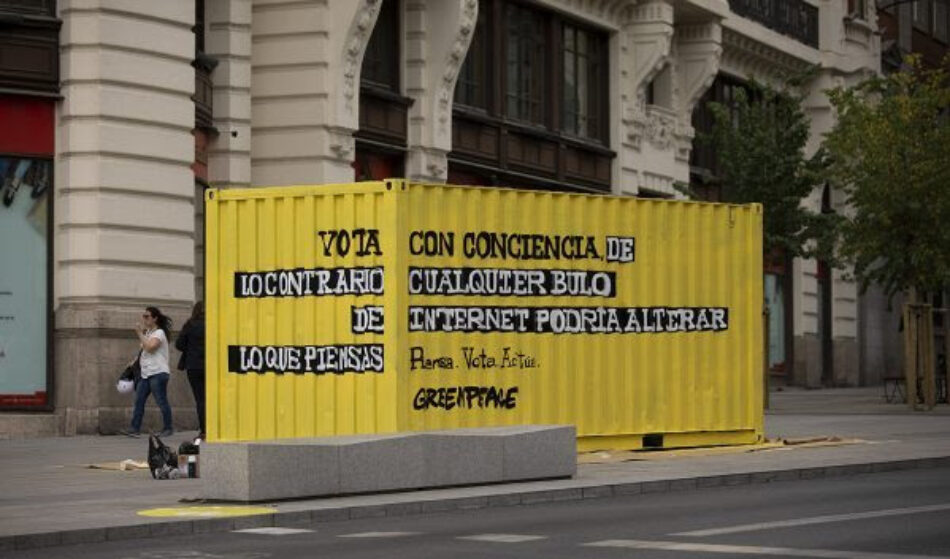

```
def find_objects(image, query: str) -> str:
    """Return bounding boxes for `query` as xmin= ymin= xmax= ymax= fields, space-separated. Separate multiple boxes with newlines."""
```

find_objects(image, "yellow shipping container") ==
xmin=205 ymin=179 xmax=764 ymax=450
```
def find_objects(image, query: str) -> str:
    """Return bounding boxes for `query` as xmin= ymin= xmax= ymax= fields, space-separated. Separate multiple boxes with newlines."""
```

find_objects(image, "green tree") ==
xmin=823 ymin=55 xmax=950 ymax=299
xmin=701 ymin=77 xmax=837 ymax=261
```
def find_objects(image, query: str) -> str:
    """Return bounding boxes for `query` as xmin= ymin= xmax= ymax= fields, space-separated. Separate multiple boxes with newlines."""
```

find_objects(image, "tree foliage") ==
xmin=703 ymin=76 xmax=836 ymax=261
xmin=823 ymin=55 xmax=950 ymax=298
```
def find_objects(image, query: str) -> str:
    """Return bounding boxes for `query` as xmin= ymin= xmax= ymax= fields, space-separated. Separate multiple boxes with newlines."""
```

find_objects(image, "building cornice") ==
xmin=720 ymin=26 xmax=817 ymax=81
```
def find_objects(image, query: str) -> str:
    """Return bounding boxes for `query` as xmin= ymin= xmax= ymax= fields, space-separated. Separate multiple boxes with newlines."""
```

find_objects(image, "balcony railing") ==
xmin=729 ymin=0 xmax=819 ymax=48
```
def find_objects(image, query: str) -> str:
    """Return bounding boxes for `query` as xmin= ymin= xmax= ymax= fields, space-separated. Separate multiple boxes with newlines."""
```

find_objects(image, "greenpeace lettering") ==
xmin=234 ymin=267 xmax=384 ymax=298
xmin=412 ymin=386 xmax=519 ymax=410
xmin=228 ymin=344 xmax=384 ymax=374
xmin=408 ymin=306 xmax=729 ymax=334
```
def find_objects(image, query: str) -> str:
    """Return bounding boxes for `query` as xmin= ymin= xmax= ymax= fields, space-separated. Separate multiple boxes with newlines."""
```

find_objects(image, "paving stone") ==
xmin=106 ymin=524 xmax=150 ymax=542
xmin=15 ymin=532 xmax=61 ymax=550
xmin=385 ymin=502 xmax=423 ymax=516
xmin=612 ymin=483 xmax=643 ymax=496
xmin=641 ymin=480 xmax=671 ymax=494
xmin=0 ymin=536 xmax=14 ymax=552
xmin=274 ymin=511 xmax=313 ymax=528
xmin=310 ymin=508 xmax=350 ymax=523
xmin=486 ymin=493 xmax=523 ymax=507
xmin=421 ymin=496 xmax=489 ymax=513
xmin=149 ymin=521 xmax=193 ymax=537
xmin=59 ymin=528 xmax=106 ymax=546
xmin=193 ymin=517 xmax=235 ymax=534
xmin=669 ymin=478 xmax=697 ymax=492
xmin=582 ymin=486 xmax=614 ymax=499
xmin=232 ymin=514 xmax=274 ymax=530
xmin=347 ymin=505 xmax=388 ymax=519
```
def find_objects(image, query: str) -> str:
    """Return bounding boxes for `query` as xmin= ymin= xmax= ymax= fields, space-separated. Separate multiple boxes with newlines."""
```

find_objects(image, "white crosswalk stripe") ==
xmin=673 ymin=503 xmax=950 ymax=537
xmin=583 ymin=539 xmax=950 ymax=559
xmin=233 ymin=527 xmax=314 ymax=536
xmin=338 ymin=531 xmax=420 ymax=538
xmin=457 ymin=534 xmax=548 ymax=543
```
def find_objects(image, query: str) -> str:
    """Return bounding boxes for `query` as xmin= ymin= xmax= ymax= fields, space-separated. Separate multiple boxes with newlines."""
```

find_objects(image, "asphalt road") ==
xmin=5 ymin=467 xmax=950 ymax=559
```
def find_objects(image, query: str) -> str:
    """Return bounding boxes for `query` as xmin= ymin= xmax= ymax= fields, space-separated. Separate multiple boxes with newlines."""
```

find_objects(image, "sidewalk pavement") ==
xmin=2 ymin=387 xmax=950 ymax=552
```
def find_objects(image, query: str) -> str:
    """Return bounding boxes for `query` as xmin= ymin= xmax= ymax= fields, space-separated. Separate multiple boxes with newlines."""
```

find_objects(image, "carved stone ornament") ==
xmin=626 ymin=104 xmax=676 ymax=151
xmin=437 ymin=0 xmax=478 ymax=136
xmin=644 ymin=108 xmax=675 ymax=150
xmin=329 ymin=129 xmax=355 ymax=160
xmin=673 ymin=121 xmax=695 ymax=162
xmin=623 ymin=103 xmax=647 ymax=150
xmin=342 ymin=0 xmax=383 ymax=114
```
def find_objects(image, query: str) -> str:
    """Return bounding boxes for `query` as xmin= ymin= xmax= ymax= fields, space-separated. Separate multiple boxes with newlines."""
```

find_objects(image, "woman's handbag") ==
xmin=119 ymin=352 xmax=142 ymax=387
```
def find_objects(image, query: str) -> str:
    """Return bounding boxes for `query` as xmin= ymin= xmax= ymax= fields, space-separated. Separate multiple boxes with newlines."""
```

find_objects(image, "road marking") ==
xmin=584 ymin=539 xmax=950 ymax=558
xmin=673 ymin=503 xmax=950 ymax=537
xmin=338 ymin=531 xmax=419 ymax=538
xmin=458 ymin=534 xmax=547 ymax=543
xmin=233 ymin=527 xmax=313 ymax=536
xmin=138 ymin=505 xmax=275 ymax=518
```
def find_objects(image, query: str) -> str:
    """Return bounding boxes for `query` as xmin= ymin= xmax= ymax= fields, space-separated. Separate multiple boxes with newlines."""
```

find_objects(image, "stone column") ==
xmin=207 ymin=0 xmax=252 ymax=190
xmin=617 ymin=1 xmax=674 ymax=196
xmin=250 ymin=0 xmax=383 ymax=186
xmin=404 ymin=0 xmax=478 ymax=183
xmin=56 ymin=0 xmax=196 ymax=434
xmin=673 ymin=22 xmax=722 ymax=169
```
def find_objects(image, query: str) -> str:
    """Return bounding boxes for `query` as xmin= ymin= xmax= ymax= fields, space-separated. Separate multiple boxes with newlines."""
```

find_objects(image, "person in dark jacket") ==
xmin=176 ymin=301 xmax=206 ymax=439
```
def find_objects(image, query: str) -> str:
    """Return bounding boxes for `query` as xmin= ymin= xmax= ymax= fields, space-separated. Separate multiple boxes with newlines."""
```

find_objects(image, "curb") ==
xmin=4 ymin=456 xmax=950 ymax=552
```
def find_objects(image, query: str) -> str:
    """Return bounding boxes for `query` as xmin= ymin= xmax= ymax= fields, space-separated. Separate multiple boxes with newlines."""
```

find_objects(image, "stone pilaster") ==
xmin=404 ymin=0 xmax=478 ymax=183
xmin=673 ymin=22 xmax=721 ymax=163
xmin=207 ymin=0 xmax=252 ymax=189
xmin=56 ymin=0 xmax=197 ymax=433
xmin=250 ymin=0 xmax=382 ymax=186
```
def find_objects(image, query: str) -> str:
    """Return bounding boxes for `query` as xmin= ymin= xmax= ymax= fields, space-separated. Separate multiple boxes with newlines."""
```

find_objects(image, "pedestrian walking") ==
xmin=176 ymin=301 xmax=206 ymax=440
xmin=121 ymin=306 xmax=173 ymax=437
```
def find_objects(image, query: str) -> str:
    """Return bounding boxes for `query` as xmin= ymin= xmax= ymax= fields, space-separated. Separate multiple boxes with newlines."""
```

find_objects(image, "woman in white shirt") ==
xmin=121 ymin=306 xmax=174 ymax=437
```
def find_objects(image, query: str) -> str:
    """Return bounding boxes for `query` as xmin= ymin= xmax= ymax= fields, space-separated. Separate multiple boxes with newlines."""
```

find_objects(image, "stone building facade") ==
xmin=1 ymin=0 xmax=893 ymax=436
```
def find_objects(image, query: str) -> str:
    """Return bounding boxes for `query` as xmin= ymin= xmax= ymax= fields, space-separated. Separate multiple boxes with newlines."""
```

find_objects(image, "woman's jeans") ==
xmin=131 ymin=372 xmax=172 ymax=432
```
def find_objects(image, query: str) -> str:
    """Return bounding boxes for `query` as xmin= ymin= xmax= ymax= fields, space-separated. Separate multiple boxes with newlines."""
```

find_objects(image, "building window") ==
xmin=848 ymin=0 xmax=867 ymax=18
xmin=913 ymin=0 xmax=932 ymax=32
xmin=0 ymin=94 xmax=54 ymax=410
xmin=455 ymin=4 xmax=489 ymax=110
xmin=357 ymin=0 xmax=408 ymax=179
xmin=934 ymin=0 xmax=949 ymax=42
xmin=450 ymin=0 xmax=612 ymax=192
xmin=0 ymin=0 xmax=55 ymax=16
xmin=728 ymin=0 xmax=819 ymax=48
xmin=362 ymin=0 xmax=400 ymax=92
xmin=646 ymin=65 xmax=672 ymax=109
xmin=562 ymin=23 xmax=605 ymax=140
xmin=689 ymin=74 xmax=754 ymax=197
xmin=505 ymin=4 xmax=546 ymax=124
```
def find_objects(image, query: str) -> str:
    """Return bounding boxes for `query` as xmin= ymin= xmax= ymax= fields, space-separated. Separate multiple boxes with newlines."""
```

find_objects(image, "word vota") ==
xmin=234 ymin=267 xmax=383 ymax=298
xmin=409 ymin=267 xmax=616 ymax=297
xmin=228 ymin=344 xmax=384 ymax=374
xmin=409 ymin=230 xmax=600 ymax=260
xmin=408 ymin=306 xmax=729 ymax=334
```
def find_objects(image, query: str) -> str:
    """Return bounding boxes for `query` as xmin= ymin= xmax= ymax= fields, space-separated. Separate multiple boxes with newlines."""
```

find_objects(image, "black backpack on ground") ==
xmin=147 ymin=435 xmax=178 ymax=479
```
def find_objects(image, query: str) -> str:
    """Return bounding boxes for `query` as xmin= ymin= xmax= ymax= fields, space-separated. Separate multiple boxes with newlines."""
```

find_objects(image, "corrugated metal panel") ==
xmin=400 ymin=184 xmax=763 ymax=448
xmin=206 ymin=180 xmax=763 ymax=448
xmin=206 ymin=182 xmax=399 ymax=441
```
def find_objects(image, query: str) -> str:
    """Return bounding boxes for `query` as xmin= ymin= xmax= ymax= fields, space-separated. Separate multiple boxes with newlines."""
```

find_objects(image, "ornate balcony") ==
xmin=729 ymin=0 xmax=819 ymax=48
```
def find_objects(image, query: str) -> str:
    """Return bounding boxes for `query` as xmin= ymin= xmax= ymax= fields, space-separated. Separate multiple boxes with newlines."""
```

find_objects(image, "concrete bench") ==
xmin=202 ymin=425 xmax=576 ymax=502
